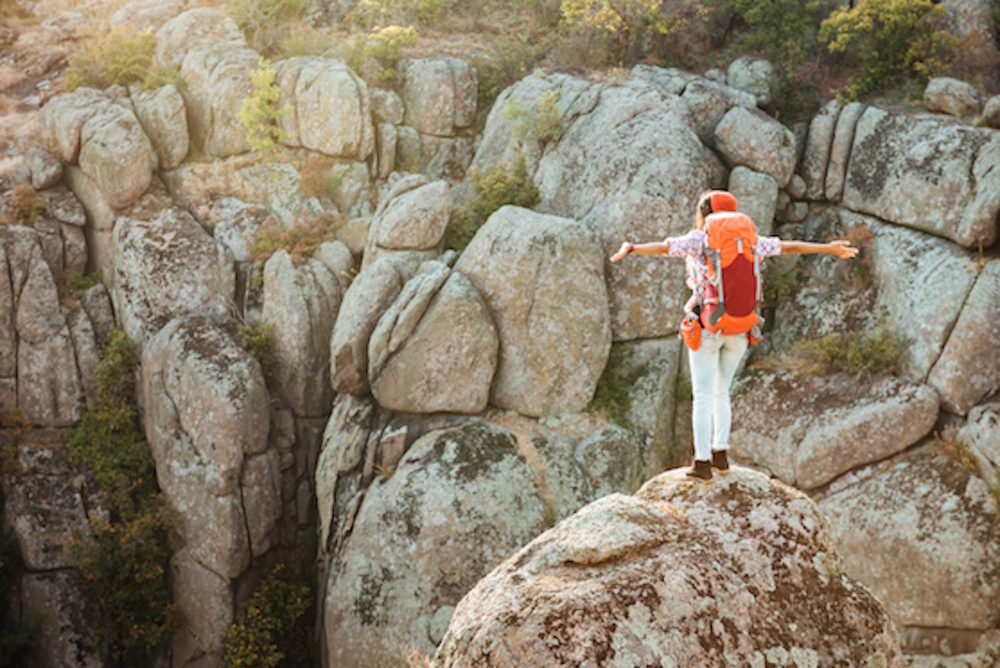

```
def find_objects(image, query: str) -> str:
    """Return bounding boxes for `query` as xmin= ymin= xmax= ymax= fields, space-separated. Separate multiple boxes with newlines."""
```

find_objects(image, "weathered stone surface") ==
xmin=80 ymin=282 xmax=116 ymax=347
xmin=262 ymin=248 xmax=344 ymax=417
xmin=211 ymin=197 xmax=273 ymax=262
xmin=323 ymin=422 xmax=560 ymax=668
xmin=456 ymin=205 xmax=611 ymax=416
xmin=842 ymin=107 xmax=1000 ymax=248
xmin=924 ymin=76 xmax=983 ymax=117
xmin=154 ymin=7 xmax=246 ymax=70
xmin=480 ymin=74 xmax=726 ymax=340
xmin=800 ymin=99 xmax=841 ymax=200
xmin=416 ymin=133 xmax=474 ymax=181
xmin=62 ymin=223 xmax=87 ymax=278
xmin=78 ymin=101 xmax=156 ymax=210
xmin=330 ymin=254 xmax=410 ymax=394
xmin=27 ymin=146 xmax=62 ymax=190
xmin=40 ymin=187 xmax=86 ymax=227
xmin=824 ymin=101 xmax=866 ymax=203
xmin=984 ymin=95 xmax=1000 ymax=128
xmin=402 ymin=57 xmax=477 ymax=136
xmin=677 ymin=78 xmax=757 ymax=144
xmin=819 ymin=447 xmax=1000 ymax=630
xmin=170 ymin=548 xmax=235 ymax=668
xmin=1 ymin=431 xmax=89 ymax=571
xmin=714 ymin=106 xmax=797 ymax=187
xmin=370 ymin=179 xmax=450 ymax=251
xmin=726 ymin=56 xmax=779 ymax=106
xmin=375 ymin=122 xmax=397 ymax=179
xmin=435 ymin=468 xmax=904 ymax=667
xmin=731 ymin=369 xmax=939 ymax=489
xmin=67 ymin=307 xmax=100 ymax=404
xmin=112 ymin=207 xmax=234 ymax=344
xmin=237 ymin=162 xmax=327 ymax=226
xmin=370 ymin=87 xmax=404 ymax=125
xmin=111 ymin=0 xmax=187 ymax=31
xmin=129 ymin=83 xmax=189 ymax=170
xmin=369 ymin=264 xmax=498 ymax=414
xmin=276 ymin=57 xmax=375 ymax=160
xmin=179 ymin=46 xmax=257 ymax=157
xmin=728 ymin=166 xmax=778 ymax=235
xmin=20 ymin=571 xmax=102 ymax=668
xmin=928 ymin=259 xmax=1000 ymax=415
xmin=959 ymin=402 xmax=1000 ymax=489
xmin=40 ymin=87 xmax=107 ymax=163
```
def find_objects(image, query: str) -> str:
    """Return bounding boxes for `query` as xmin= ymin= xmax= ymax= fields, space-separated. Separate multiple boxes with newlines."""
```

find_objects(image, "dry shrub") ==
xmin=297 ymin=154 xmax=336 ymax=200
xmin=251 ymin=212 xmax=344 ymax=264
xmin=64 ymin=25 xmax=177 ymax=91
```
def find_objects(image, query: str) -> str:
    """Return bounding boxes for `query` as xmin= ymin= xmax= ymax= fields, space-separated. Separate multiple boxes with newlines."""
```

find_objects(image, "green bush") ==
xmin=238 ymin=59 xmax=291 ymax=155
xmin=251 ymin=213 xmax=344 ymax=264
xmin=444 ymin=152 xmax=539 ymax=251
xmin=790 ymin=319 xmax=910 ymax=379
xmin=236 ymin=321 xmax=275 ymax=382
xmin=588 ymin=344 xmax=647 ymax=428
xmin=65 ymin=328 xmax=175 ymax=662
xmin=502 ymin=89 xmax=564 ymax=147
xmin=69 ymin=273 xmax=103 ymax=298
xmin=819 ymin=0 xmax=955 ymax=98
xmin=341 ymin=25 xmax=418 ymax=88
xmin=348 ymin=0 xmax=455 ymax=27
xmin=64 ymin=26 xmax=177 ymax=91
xmin=229 ymin=0 xmax=305 ymax=56
xmin=223 ymin=565 xmax=311 ymax=668
xmin=704 ymin=0 xmax=830 ymax=66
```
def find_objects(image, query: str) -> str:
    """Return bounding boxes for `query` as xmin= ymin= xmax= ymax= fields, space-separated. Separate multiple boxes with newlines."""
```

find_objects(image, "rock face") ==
xmin=960 ymin=402 xmax=1000 ymax=489
xmin=726 ymin=56 xmax=779 ymax=106
xmin=402 ymin=57 xmax=477 ymax=136
xmin=727 ymin=165 xmax=778 ymax=234
xmin=714 ymin=106 xmax=796 ymax=187
xmin=434 ymin=468 xmax=904 ymax=667
xmin=819 ymin=446 xmax=1000 ymax=631
xmin=368 ymin=178 xmax=450 ymax=253
xmin=321 ymin=422 xmax=582 ymax=668
xmin=177 ymin=46 xmax=258 ymax=157
xmin=473 ymin=73 xmax=726 ymax=340
xmin=730 ymin=369 xmax=939 ymax=490
xmin=456 ymin=205 xmax=611 ymax=417
xmin=924 ymin=76 xmax=983 ymax=117
xmin=276 ymin=57 xmax=375 ymax=160
xmin=841 ymin=107 xmax=1000 ymax=248
xmin=111 ymin=207 xmax=234 ymax=345
xmin=262 ymin=243 xmax=350 ymax=418
xmin=800 ymin=99 xmax=842 ymax=200
xmin=142 ymin=315 xmax=278 ymax=665
xmin=928 ymin=259 xmax=1000 ymax=415
xmin=129 ymin=83 xmax=189 ymax=170
xmin=153 ymin=7 xmax=246 ymax=70
xmin=368 ymin=262 xmax=498 ymax=414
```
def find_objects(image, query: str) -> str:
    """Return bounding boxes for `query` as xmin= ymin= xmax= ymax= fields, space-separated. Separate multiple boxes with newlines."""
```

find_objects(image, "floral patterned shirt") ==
xmin=665 ymin=229 xmax=783 ymax=312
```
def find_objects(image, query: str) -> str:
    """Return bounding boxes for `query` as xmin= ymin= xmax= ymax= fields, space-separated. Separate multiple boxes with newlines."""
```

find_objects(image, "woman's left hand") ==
xmin=828 ymin=240 xmax=859 ymax=260
xmin=610 ymin=242 xmax=633 ymax=263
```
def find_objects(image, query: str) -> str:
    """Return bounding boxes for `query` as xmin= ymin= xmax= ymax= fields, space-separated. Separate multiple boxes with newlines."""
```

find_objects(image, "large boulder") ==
xmin=129 ymin=83 xmax=189 ymax=170
xmin=402 ymin=57 xmax=477 ymax=136
xmin=435 ymin=468 xmax=904 ymax=667
xmin=819 ymin=445 xmax=1000 ymax=631
xmin=923 ymin=76 xmax=983 ymax=117
xmin=800 ymin=99 xmax=842 ymax=200
xmin=262 ymin=243 xmax=349 ymax=417
xmin=178 ymin=46 xmax=258 ymax=157
xmin=472 ymin=73 xmax=727 ymax=341
xmin=824 ymin=101 xmax=866 ymax=203
xmin=142 ymin=315 xmax=278 ymax=664
xmin=456 ymin=205 xmax=611 ymax=417
xmin=959 ymin=401 xmax=1000 ymax=489
xmin=842 ymin=107 xmax=1000 ymax=248
xmin=727 ymin=165 xmax=778 ymax=234
xmin=726 ymin=56 xmax=779 ymax=106
xmin=368 ymin=262 xmax=498 ymax=414
xmin=730 ymin=369 xmax=939 ymax=490
xmin=111 ymin=207 xmax=234 ymax=345
xmin=927 ymin=258 xmax=1000 ymax=415
xmin=154 ymin=7 xmax=247 ymax=70
xmin=713 ymin=106 xmax=796 ymax=187
xmin=18 ymin=571 xmax=101 ymax=668
xmin=276 ymin=57 xmax=375 ymax=160
xmin=321 ymin=421 xmax=588 ymax=668
xmin=368 ymin=178 xmax=450 ymax=253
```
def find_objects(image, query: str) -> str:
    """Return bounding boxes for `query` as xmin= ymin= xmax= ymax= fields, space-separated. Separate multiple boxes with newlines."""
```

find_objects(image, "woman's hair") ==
xmin=694 ymin=190 xmax=738 ymax=230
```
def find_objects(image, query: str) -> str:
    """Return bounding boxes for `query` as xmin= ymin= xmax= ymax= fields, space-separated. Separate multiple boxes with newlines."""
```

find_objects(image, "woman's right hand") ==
xmin=610 ymin=242 xmax=633 ymax=263
xmin=827 ymin=240 xmax=859 ymax=260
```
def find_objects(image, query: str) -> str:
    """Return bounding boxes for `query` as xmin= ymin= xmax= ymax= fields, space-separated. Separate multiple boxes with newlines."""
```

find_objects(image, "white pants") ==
xmin=688 ymin=331 xmax=748 ymax=462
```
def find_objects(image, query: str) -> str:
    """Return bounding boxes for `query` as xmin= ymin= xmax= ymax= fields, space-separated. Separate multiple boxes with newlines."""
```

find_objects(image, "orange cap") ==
xmin=709 ymin=191 xmax=739 ymax=212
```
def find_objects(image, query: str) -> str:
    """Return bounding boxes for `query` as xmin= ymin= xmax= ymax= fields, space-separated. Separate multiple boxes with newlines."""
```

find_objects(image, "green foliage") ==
xmin=473 ymin=32 xmax=554 ymax=130
xmin=349 ymin=0 xmax=454 ymax=25
xmin=342 ymin=25 xmax=418 ymax=88
xmin=64 ymin=26 xmax=178 ymax=91
xmin=229 ymin=0 xmax=305 ymax=56
xmin=10 ymin=185 xmax=46 ymax=227
xmin=502 ymin=89 xmax=564 ymax=146
xmin=64 ymin=328 xmax=175 ymax=662
xmin=251 ymin=213 xmax=344 ymax=264
xmin=236 ymin=321 xmax=275 ymax=382
xmin=69 ymin=273 xmax=103 ymax=298
xmin=444 ymin=152 xmax=539 ymax=251
xmin=704 ymin=0 xmax=830 ymax=66
xmin=277 ymin=25 xmax=333 ymax=58
xmin=222 ymin=565 xmax=311 ymax=668
xmin=588 ymin=344 xmax=648 ymax=428
xmin=790 ymin=319 xmax=910 ymax=379
xmin=238 ymin=59 xmax=291 ymax=155
xmin=819 ymin=0 xmax=956 ymax=98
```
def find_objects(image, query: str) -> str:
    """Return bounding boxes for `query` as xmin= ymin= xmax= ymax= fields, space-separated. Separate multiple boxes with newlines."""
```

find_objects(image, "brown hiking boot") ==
xmin=685 ymin=459 xmax=712 ymax=481
xmin=712 ymin=449 xmax=730 ymax=474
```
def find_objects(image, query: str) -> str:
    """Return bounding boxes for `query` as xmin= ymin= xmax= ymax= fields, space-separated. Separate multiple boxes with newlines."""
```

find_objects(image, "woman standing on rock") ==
xmin=610 ymin=190 xmax=859 ymax=481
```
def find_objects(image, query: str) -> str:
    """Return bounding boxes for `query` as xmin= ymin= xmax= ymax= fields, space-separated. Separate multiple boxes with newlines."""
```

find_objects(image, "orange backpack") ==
xmin=700 ymin=209 xmax=762 ymax=338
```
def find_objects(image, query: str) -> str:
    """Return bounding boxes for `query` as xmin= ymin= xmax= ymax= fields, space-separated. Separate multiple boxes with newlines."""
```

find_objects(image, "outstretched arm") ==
xmin=610 ymin=240 xmax=670 ymax=262
xmin=781 ymin=239 xmax=859 ymax=259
